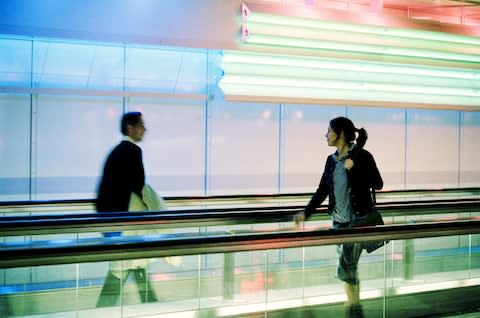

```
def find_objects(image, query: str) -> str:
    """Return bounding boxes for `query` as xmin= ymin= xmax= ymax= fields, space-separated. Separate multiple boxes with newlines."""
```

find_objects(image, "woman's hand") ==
xmin=344 ymin=158 xmax=354 ymax=170
xmin=293 ymin=211 xmax=305 ymax=226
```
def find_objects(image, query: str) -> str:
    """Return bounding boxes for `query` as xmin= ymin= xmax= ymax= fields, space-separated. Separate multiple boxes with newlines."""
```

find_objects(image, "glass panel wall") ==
xmin=349 ymin=107 xmax=407 ymax=190
xmin=0 ymin=38 xmax=31 ymax=87
xmin=281 ymin=104 xmax=345 ymax=193
xmin=1 ymin=35 xmax=480 ymax=201
xmin=1 ymin=233 xmax=479 ymax=317
xmin=125 ymin=46 xmax=207 ymax=94
xmin=405 ymin=109 xmax=460 ymax=189
xmin=387 ymin=234 xmax=480 ymax=317
xmin=460 ymin=112 xmax=480 ymax=187
xmin=0 ymin=94 xmax=31 ymax=201
xmin=33 ymin=95 xmax=122 ymax=200
xmin=128 ymin=97 xmax=206 ymax=196
xmin=33 ymin=41 xmax=124 ymax=90
xmin=207 ymin=100 xmax=280 ymax=195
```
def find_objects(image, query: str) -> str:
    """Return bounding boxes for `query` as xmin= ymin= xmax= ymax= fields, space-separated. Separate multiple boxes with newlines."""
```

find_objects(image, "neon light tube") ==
xmin=247 ymin=12 xmax=480 ymax=47
xmin=222 ymin=52 xmax=480 ymax=80
xmin=219 ymin=82 xmax=480 ymax=107
xmin=221 ymin=75 xmax=480 ymax=97
xmin=246 ymin=34 xmax=480 ymax=64
xmin=221 ymin=64 xmax=479 ymax=90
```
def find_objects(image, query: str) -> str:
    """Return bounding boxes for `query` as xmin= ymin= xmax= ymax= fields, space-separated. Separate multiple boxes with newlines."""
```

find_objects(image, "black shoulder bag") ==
xmin=352 ymin=188 xmax=387 ymax=253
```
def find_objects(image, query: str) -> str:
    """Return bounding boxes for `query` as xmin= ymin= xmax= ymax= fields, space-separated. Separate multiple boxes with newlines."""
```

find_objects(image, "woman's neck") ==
xmin=336 ymin=142 xmax=350 ymax=158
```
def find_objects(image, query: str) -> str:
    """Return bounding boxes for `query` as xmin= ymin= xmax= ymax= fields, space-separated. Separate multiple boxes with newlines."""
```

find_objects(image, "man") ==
xmin=96 ymin=111 xmax=158 ymax=307
xmin=96 ymin=111 xmax=146 ymax=214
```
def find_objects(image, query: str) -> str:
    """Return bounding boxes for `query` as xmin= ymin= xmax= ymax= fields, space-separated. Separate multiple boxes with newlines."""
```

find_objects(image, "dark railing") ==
xmin=0 ymin=196 xmax=480 ymax=236
xmin=1 ymin=218 xmax=480 ymax=268
xmin=1 ymin=187 xmax=479 ymax=210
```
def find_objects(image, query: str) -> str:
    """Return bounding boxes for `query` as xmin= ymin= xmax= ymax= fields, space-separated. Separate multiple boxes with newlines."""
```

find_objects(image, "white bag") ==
xmin=110 ymin=184 xmax=181 ymax=277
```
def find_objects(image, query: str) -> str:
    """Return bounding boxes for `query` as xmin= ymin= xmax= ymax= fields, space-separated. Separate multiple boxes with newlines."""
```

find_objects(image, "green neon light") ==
xmin=221 ymin=63 xmax=479 ymax=90
xmin=222 ymin=52 xmax=480 ymax=80
xmin=219 ymin=82 xmax=480 ymax=107
xmin=219 ymin=50 xmax=480 ymax=107
xmin=229 ymin=9 xmax=480 ymax=108
xmin=246 ymin=34 xmax=480 ymax=63
xmin=247 ymin=12 xmax=480 ymax=47
xmin=246 ymin=21 xmax=480 ymax=54
xmin=220 ymin=75 xmax=480 ymax=97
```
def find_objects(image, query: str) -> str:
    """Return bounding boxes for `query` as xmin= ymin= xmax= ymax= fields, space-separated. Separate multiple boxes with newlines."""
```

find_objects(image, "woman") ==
xmin=293 ymin=116 xmax=383 ymax=318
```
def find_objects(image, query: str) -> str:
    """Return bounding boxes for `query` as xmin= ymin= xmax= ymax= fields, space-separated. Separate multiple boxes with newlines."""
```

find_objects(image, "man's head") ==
xmin=121 ymin=111 xmax=146 ymax=142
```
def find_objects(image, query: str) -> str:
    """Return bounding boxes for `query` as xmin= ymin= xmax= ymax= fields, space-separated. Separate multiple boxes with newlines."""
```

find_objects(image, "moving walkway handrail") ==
xmin=1 ymin=197 xmax=480 ymax=236
xmin=1 ymin=218 xmax=480 ymax=269
xmin=1 ymin=187 xmax=479 ymax=210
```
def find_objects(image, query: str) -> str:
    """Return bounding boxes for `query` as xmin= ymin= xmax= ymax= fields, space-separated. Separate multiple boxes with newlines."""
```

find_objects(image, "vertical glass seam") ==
xmin=28 ymin=38 xmax=34 ymax=201
xmin=277 ymin=103 xmax=284 ymax=194
xmin=122 ymin=44 xmax=126 ymax=113
xmin=458 ymin=111 xmax=462 ymax=187
xmin=204 ymin=50 xmax=210 ymax=196
xmin=264 ymin=252 xmax=268 ymax=318
xmin=197 ymin=254 xmax=202 ymax=311
xmin=404 ymin=108 xmax=408 ymax=189
xmin=468 ymin=234 xmax=472 ymax=278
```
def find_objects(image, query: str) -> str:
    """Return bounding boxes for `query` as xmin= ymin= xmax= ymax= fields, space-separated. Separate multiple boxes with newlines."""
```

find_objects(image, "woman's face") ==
xmin=325 ymin=126 xmax=338 ymax=147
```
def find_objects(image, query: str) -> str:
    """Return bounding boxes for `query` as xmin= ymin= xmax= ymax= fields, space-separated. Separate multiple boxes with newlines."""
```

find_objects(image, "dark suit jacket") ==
xmin=96 ymin=140 xmax=145 ymax=213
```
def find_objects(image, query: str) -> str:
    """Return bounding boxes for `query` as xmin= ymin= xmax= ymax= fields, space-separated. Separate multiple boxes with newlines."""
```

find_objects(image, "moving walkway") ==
xmin=1 ymin=218 xmax=480 ymax=317
xmin=1 ymin=189 xmax=480 ymax=317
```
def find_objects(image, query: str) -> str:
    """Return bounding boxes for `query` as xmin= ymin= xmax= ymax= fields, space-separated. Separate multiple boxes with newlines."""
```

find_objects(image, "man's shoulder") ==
xmin=116 ymin=140 xmax=140 ymax=151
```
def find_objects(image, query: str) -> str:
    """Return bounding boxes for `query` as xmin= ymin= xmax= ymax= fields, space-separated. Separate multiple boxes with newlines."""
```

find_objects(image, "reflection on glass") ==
xmin=1 ymin=233 xmax=480 ymax=317
xmin=349 ymin=106 xmax=406 ymax=190
xmin=34 ymin=96 xmax=122 ymax=200
xmin=1 ymin=35 xmax=480 ymax=200
xmin=207 ymin=100 xmax=280 ymax=195
xmin=405 ymin=109 xmax=460 ymax=189
xmin=128 ymin=97 xmax=206 ymax=196
xmin=125 ymin=46 xmax=207 ymax=94
xmin=0 ymin=38 xmax=31 ymax=87
xmin=282 ymin=104 xmax=345 ymax=193
xmin=0 ymin=94 xmax=31 ymax=201
xmin=388 ymin=235 xmax=479 ymax=315
xmin=33 ymin=41 xmax=124 ymax=90
xmin=460 ymin=112 xmax=480 ymax=187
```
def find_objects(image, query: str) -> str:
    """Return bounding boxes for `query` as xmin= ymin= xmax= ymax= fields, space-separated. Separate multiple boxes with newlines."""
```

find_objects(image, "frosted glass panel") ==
xmin=405 ymin=109 xmax=459 ymax=189
xmin=281 ymin=104 xmax=344 ymax=193
xmin=460 ymin=112 xmax=480 ymax=187
xmin=207 ymin=100 xmax=280 ymax=194
xmin=348 ymin=107 xmax=406 ymax=190
xmin=125 ymin=46 xmax=207 ymax=94
xmin=0 ymin=94 xmax=30 ymax=201
xmin=127 ymin=98 xmax=206 ymax=196
xmin=0 ymin=38 xmax=31 ymax=87
xmin=33 ymin=41 xmax=124 ymax=89
xmin=4 ymin=35 xmax=480 ymax=200
xmin=34 ymin=95 xmax=123 ymax=199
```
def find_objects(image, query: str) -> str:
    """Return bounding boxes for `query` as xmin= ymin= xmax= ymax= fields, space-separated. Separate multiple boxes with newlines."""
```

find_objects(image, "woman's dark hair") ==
xmin=329 ymin=116 xmax=368 ymax=149
xmin=121 ymin=111 xmax=142 ymax=135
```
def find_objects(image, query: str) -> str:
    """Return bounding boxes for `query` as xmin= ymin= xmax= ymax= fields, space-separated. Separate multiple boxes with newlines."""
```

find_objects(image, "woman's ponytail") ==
xmin=355 ymin=127 xmax=368 ymax=149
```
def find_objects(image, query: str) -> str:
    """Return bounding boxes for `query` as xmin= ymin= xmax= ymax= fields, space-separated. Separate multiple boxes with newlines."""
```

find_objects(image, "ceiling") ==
xmin=249 ymin=0 xmax=480 ymax=26
xmin=313 ymin=0 xmax=480 ymax=25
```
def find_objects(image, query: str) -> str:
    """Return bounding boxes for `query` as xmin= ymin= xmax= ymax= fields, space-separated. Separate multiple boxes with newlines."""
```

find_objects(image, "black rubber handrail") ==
xmin=1 ymin=218 xmax=480 ymax=268
xmin=1 ymin=187 xmax=479 ymax=207
xmin=1 ymin=198 xmax=480 ymax=236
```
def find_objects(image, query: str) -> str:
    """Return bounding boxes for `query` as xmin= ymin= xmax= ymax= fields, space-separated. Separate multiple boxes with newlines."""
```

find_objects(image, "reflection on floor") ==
xmin=5 ymin=272 xmax=480 ymax=318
